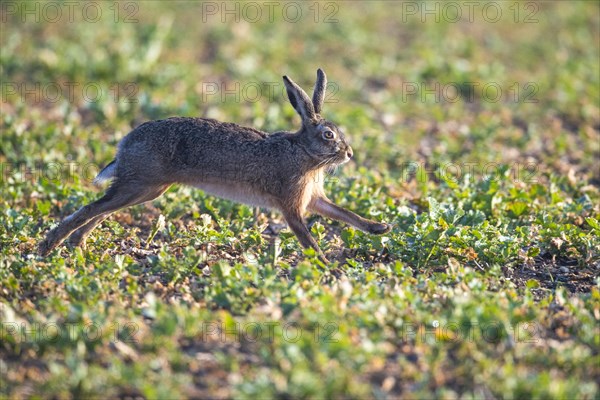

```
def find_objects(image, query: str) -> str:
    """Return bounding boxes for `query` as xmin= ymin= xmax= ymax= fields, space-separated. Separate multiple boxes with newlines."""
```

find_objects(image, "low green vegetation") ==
xmin=1 ymin=1 xmax=598 ymax=398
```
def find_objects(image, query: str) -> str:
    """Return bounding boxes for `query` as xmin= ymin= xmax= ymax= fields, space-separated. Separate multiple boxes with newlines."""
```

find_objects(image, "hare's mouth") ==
xmin=332 ymin=153 xmax=351 ymax=166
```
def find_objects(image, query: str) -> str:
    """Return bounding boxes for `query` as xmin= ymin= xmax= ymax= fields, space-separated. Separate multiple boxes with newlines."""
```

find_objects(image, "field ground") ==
xmin=1 ymin=1 xmax=599 ymax=398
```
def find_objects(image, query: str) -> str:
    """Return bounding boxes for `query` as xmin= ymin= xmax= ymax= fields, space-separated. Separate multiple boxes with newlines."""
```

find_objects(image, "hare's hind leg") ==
xmin=67 ymin=183 xmax=171 ymax=249
xmin=38 ymin=182 xmax=169 ymax=257
xmin=66 ymin=214 xmax=109 ymax=249
xmin=309 ymin=197 xmax=391 ymax=235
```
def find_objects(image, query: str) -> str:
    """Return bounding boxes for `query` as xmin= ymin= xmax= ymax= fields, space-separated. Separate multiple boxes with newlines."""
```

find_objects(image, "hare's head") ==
xmin=283 ymin=69 xmax=353 ymax=167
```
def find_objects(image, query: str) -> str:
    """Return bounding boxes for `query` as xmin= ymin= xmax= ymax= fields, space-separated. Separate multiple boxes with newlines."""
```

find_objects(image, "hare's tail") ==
xmin=93 ymin=160 xmax=116 ymax=186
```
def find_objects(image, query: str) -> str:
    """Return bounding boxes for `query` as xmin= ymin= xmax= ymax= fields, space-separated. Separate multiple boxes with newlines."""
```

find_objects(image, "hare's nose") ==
xmin=346 ymin=147 xmax=353 ymax=159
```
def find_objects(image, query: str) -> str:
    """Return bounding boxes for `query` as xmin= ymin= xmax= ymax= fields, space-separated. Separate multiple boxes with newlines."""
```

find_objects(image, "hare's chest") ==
xmin=299 ymin=170 xmax=325 ymax=212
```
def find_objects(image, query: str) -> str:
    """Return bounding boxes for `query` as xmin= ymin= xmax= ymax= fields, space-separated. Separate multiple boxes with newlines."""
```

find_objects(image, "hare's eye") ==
xmin=322 ymin=130 xmax=335 ymax=140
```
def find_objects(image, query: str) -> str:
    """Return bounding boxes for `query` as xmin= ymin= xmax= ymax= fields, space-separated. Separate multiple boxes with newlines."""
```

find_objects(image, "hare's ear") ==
xmin=283 ymin=75 xmax=316 ymax=123
xmin=312 ymin=68 xmax=327 ymax=115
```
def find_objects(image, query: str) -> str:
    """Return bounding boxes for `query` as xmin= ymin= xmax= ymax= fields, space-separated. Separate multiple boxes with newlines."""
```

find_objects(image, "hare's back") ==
xmin=117 ymin=117 xmax=267 ymax=160
xmin=126 ymin=117 xmax=267 ymax=143
xmin=115 ymin=117 xmax=270 ymax=178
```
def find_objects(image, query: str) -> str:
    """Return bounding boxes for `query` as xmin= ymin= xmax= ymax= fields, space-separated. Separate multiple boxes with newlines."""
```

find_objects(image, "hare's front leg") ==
xmin=281 ymin=209 xmax=329 ymax=263
xmin=310 ymin=197 xmax=391 ymax=235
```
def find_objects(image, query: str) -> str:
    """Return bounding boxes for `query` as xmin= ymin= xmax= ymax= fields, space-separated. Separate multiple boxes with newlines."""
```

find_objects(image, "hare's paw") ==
xmin=368 ymin=222 xmax=392 ymax=235
xmin=38 ymin=238 xmax=54 ymax=257
xmin=37 ymin=228 xmax=62 ymax=257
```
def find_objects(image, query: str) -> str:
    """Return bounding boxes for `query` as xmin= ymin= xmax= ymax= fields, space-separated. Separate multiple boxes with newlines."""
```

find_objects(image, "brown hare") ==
xmin=38 ymin=69 xmax=391 ymax=262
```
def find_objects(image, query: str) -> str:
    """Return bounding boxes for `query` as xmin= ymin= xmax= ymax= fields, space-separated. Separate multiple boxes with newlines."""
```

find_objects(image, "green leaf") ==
xmin=146 ymin=214 xmax=166 ymax=248
xmin=527 ymin=247 xmax=540 ymax=257
xmin=36 ymin=200 xmax=52 ymax=215
xmin=526 ymin=279 xmax=540 ymax=289
xmin=507 ymin=201 xmax=528 ymax=217
xmin=428 ymin=197 xmax=440 ymax=220
xmin=585 ymin=217 xmax=600 ymax=230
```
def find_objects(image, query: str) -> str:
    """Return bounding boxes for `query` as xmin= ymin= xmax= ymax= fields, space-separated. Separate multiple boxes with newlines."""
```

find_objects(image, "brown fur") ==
xmin=38 ymin=69 xmax=391 ymax=262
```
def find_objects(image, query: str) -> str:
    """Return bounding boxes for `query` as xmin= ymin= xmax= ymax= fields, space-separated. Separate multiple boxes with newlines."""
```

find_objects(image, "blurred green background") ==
xmin=1 ymin=1 xmax=599 ymax=398
xmin=2 ymin=1 xmax=598 ymax=176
